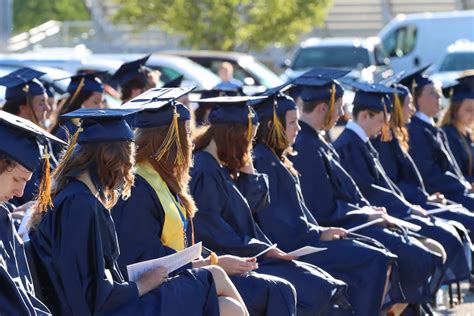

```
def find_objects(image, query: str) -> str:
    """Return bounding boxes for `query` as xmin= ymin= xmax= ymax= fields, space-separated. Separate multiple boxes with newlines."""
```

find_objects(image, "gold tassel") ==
xmin=154 ymin=106 xmax=185 ymax=165
xmin=323 ymin=83 xmax=336 ymax=130
xmin=68 ymin=77 xmax=85 ymax=106
xmin=266 ymin=98 xmax=288 ymax=150
xmin=392 ymin=93 xmax=404 ymax=129
xmin=381 ymin=97 xmax=391 ymax=142
xmin=36 ymin=146 xmax=53 ymax=213
xmin=52 ymin=125 xmax=82 ymax=179
xmin=246 ymin=106 xmax=254 ymax=142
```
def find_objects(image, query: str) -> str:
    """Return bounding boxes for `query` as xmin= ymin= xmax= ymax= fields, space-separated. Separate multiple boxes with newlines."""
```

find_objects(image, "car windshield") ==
xmin=292 ymin=46 xmax=371 ymax=70
xmin=239 ymin=57 xmax=283 ymax=88
xmin=439 ymin=52 xmax=474 ymax=72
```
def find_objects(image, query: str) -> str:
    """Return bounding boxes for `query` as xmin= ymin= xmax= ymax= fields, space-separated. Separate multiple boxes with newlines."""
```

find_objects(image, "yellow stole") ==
xmin=136 ymin=162 xmax=186 ymax=251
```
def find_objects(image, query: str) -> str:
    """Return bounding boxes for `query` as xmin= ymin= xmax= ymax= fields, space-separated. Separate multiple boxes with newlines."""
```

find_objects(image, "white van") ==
xmin=378 ymin=11 xmax=474 ymax=73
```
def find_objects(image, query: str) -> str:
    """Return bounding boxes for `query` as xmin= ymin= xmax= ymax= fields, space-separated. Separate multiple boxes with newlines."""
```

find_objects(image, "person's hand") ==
xmin=11 ymin=201 xmax=36 ymax=221
xmin=373 ymin=207 xmax=387 ymax=214
xmin=427 ymin=192 xmax=446 ymax=204
xmin=265 ymin=248 xmax=298 ymax=261
xmin=136 ymin=267 xmax=168 ymax=296
xmin=367 ymin=211 xmax=389 ymax=227
xmin=319 ymin=227 xmax=348 ymax=241
xmin=218 ymin=255 xmax=258 ymax=275
xmin=410 ymin=205 xmax=429 ymax=217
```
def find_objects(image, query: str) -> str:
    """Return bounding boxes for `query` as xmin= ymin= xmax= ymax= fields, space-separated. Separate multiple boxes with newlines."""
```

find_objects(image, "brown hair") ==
xmin=0 ymin=153 xmax=18 ymax=174
xmin=134 ymin=121 xmax=196 ymax=217
xmin=302 ymin=100 xmax=325 ymax=114
xmin=193 ymin=123 xmax=252 ymax=178
xmin=255 ymin=115 xmax=299 ymax=176
xmin=439 ymin=100 xmax=463 ymax=128
xmin=29 ymin=141 xmax=135 ymax=229
xmin=120 ymin=70 xmax=159 ymax=102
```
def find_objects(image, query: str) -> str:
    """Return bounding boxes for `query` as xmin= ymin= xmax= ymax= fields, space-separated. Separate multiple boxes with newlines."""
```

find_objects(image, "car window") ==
xmin=439 ymin=52 xmax=474 ymax=71
xmin=153 ymin=66 xmax=181 ymax=82
xmin=382 ymin=25 xmax=417 ymax=58
xmin=291 ymin=46 xmax=371 ymax=70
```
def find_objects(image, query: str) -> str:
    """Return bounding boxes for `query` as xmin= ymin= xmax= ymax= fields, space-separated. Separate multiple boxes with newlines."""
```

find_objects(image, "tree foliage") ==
xmin=113 ymin=0 xmax=332 ymax=51
xmin=13 ymin=0 xmax=90 ymax=33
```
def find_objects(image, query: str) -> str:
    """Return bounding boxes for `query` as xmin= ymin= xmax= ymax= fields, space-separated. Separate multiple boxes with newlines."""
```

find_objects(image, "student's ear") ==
xmin=316 ymin=102 xmax=328 ymax=114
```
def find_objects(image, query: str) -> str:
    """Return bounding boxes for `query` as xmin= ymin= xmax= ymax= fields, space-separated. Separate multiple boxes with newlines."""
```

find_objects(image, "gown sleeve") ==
xmin=190 ymin=167 xmax=270 ymax=257
xmin=50 ymin=194 xmax=138 ymax=314
xmin=234 ymin=171 xmax=270 ymax=214
xmin=112 ymin=176 xmax=185 ymax=279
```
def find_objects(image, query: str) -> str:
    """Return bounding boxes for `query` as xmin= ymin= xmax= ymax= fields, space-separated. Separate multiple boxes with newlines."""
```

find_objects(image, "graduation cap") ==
xmin=0 ymin=110 xmax=65 ymax=212
xmin=350 ymin=82 xmax=397 ymax=141
xmin=442 ymin=73 xmax=474 ymax=101
xmin=108 ymin=55 xmax=151 ymax=89
xmin=250 ymin=83 xmax=297 ymax=149
xmin=55 ymin=72 xmax=105 ymax=107
xmin=0 ymin=67 xmax=46 ymax=100
xmin=399 ymin=65 xmax=433 ymax=104
xmin=195 ymin=96 xmax=267 ymax=141
xmin=294 ymin=68 xmax=349 ymax=129
xmin=162 ymin=75 xmax=184 ymax=88
xmin=124 ymin=87 xmax=195 ymax=165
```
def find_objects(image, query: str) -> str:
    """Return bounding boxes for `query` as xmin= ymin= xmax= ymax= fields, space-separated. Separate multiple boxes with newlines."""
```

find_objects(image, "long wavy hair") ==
xmin=255 ymin=114 xmax=299 ymax=176
xmin=193 ymin=123 xmax=252 ymax=178
xmin=134 ymin=121 xmax=196 ymax=217
xmin=390 ymin=93 xmax=410 ymax=151
xmin=29 ymin=141 xmax=135 ymax=229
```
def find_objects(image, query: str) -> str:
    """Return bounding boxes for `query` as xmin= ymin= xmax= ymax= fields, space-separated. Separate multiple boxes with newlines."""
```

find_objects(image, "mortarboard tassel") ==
xmin=266 ymin=98 xmax=289 ymax=150
xmin=323 ymin=83 xmax=336 ymax=130
xmin=36 ymin=145 xmax=53 ymax=213
xmin=154 ymin=105 xmax=185 ymax=165
xmin=392 ymin=93 xmax=404 ymax=130
xmin=246 ymin=106 xmax=254 ymax=142
xmin=52 ymin=124 xmax=83 ymax=179
xmin=68 ymin=77 xmax=86 ymax=106
xmin=381 ymin=97 xmax=391 ymax=142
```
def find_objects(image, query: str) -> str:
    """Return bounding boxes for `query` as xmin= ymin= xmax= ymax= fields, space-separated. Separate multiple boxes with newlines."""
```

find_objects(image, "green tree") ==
xmin=14 ymin=0 xmax=90 ymax=33
xmin=113 ymin=0 xmax=332 ymax=51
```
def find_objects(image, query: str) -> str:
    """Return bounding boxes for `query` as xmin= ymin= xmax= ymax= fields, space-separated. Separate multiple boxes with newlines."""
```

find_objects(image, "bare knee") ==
xmin=218 ymin=296 xmax=246 ymax=316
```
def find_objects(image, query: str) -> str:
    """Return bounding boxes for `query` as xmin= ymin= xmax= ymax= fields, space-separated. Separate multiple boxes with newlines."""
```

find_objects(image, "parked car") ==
xmin=164 ymin=50 xmax=283 ymax=94
xmin=94 ymin=53 xmax=220 ymax=90
xmin=281 ymin=37 xmax=391 ymax=83
xmin=377 ymin=10 xmax=474 ymax=74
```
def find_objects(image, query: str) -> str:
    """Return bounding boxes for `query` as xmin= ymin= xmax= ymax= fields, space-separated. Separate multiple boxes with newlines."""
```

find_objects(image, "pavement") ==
xmin=438 ymin=281 xmax=474 ymax=315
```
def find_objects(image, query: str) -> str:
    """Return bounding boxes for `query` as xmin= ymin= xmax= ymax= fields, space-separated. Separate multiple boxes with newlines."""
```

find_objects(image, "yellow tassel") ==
xmin=392 ymin=93 xmax=404 ymax=129
xmin=36 ymin=147 xmax=53 ymax=213
xmin=246 ymin=106 xmax=254 ymax=142
xmin=266 ymin=99 xmax=288 ymax=150
xmin=323 ymin=83 xmax=336 ymax=130
xmin=53 ymin=125 xmax=82 ymax=179
xmin=154 ymin=106 xmax=185 ymax=165
xmin=381 ymin=98 xmax=391 ymax=142
xmin=68 ymin=77 xmax=85 ymax=106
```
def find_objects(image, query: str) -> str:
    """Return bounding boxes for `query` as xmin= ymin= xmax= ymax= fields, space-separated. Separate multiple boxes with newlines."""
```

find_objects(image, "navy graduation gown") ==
xmin=291 ymin=122 xmax=443 ymax=303
xmin=334 ymin=127 xmax=470 ymax=284
xmin=407 ymin=116 xmax=474 ymax=210
xmin=112 ymin=174 xmax=296 ymax=316
xmin=31 ymin=180 xmax=210 ymax=316
xmin=373 ymin=133 xmax=474 ymax=241
xmin=190 ymin=150 xmax=348 ymax=316
xmin=253 ymin=142 xmax=405 ymax=314
xmin=0 ymin=204 xmax=50 ymax=315
xmin=443 ymin=124 xmax=474 ymax=183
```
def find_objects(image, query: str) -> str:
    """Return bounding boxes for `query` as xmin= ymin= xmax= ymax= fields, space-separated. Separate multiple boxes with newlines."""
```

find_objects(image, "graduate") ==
xmin=51 ymin=72 xmax=106 ymax=157
xmin=371 ymin=79 xmax=474 ymax=242
xmin=440 ymin=73 xmax=474 ymax=183
xmin=112 ymin=88 xmax=296 ymax=316
xmin=0 ymin=110 xmax=62 ymax=315
xmin=0 ymin=68 xmax=58 ymax=207
xmin=108 ymin=55 xmax=160 ymax=103
xmin=251 ymin=85 xmax=404 ymax=315
xmin=27 ymin=108 xmax=226 ymax=316
xmin=289 ymin=70 xmax=447 ymax=310
xmin=333 ymin=82 xmax=471 ymax=285
xmin=403 ymin=67 xmax=474 ymax=211
xmin=190 ymin=96 xmax=350 ymax=316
